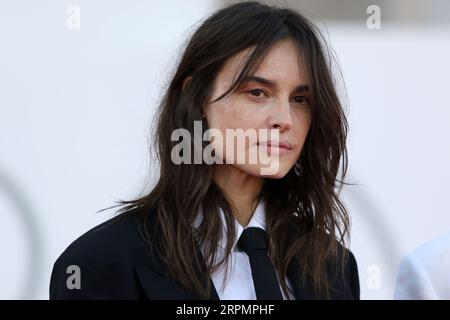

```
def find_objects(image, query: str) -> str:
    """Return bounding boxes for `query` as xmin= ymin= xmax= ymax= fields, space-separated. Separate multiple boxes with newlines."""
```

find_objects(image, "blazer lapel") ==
xmin=134 ymin=254 xmax=220 ymax=300
xmin=134 ymin=247 xmax=310 ymax=300
xmin=135 ymin=265 xmax=197 ymax=299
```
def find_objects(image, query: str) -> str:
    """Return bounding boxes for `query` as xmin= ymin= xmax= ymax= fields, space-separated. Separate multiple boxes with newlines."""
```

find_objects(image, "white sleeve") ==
xmin=394 ymin=253 xmax=438 ymax=300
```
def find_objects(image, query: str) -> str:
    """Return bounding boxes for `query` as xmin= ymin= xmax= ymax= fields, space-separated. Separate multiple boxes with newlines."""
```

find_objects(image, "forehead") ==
xmin=218 ymin=39 xmax=309 ymax=87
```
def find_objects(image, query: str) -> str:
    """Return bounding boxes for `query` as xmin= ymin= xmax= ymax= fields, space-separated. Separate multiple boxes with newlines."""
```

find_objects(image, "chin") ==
xmin=234 ymin=162 xmax=293 ymax=179
xmin=259 ymin=167 xmax=291 ymax=179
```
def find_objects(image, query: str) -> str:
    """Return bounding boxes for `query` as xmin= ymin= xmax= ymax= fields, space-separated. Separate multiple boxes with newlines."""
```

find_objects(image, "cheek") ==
xmin=205 ymin=99 xmax=258 ymax=131
xmin=205 ymin=101 xmax=233 ymax=130
xmin=289 ymin=113 xmax=312 ymax=162
xmin=205 ymin=100 xmax=265 ymax=163
xmin=294 ymin=111 xmax=312 ymax=137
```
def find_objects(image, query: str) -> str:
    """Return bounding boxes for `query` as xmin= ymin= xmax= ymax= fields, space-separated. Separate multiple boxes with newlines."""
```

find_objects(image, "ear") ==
xmin=182 ymin=76 xmax=193 ymax=91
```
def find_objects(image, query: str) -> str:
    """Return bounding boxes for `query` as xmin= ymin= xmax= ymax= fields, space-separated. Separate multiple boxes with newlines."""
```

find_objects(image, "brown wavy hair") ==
xmin=106 ymin=1 xmax=351 ymax=299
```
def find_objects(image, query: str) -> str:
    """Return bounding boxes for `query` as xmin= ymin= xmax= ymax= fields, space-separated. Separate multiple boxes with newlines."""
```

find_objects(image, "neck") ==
xmin=213 ymin=165 xmax=264 ymax=227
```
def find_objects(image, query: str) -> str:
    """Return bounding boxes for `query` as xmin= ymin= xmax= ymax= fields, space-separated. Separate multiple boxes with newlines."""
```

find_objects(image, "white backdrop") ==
xmin=1 ymin=0 xmax=449 ymax=299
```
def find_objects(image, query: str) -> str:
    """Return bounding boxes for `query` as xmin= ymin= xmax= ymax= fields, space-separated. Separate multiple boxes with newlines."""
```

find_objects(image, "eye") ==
xmin=293 ymin=95 xmax=309 ymax=104
xmin=246 ymin=89 xmax=267 ymax=98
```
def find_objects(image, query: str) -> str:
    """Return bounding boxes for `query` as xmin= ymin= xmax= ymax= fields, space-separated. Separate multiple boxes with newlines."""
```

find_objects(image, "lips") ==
xmin=258 ymin=140 xmax=292 ymax=149
xmin=257 ymin=140 xmax=293 ymax=156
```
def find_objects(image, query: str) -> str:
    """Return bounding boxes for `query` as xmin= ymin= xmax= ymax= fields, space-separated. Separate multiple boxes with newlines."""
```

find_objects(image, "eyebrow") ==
xmin=240 ymin=75 xmax=310 ymax=93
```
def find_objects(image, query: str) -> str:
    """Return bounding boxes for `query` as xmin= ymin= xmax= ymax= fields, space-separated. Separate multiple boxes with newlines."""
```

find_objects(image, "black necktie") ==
xmin=237 ymin=227 xmax=283 ymax=300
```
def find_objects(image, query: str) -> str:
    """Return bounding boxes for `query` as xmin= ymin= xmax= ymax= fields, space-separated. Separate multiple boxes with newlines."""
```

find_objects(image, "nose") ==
xmin=268 ymin=99 xmax=293 ymax=132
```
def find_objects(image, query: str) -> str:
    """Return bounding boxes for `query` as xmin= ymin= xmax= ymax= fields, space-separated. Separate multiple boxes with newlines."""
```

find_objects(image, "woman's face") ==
xmin=203 ymin=39 xmax=312 ymax=178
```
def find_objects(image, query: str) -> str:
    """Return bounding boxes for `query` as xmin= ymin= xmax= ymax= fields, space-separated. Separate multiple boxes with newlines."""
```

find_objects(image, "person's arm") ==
xmin=330 ymin=247 xmax=360 ymax=299
xmin=394 ymin=253 xmax=437 ymax=300
xmin=49 ymin=254 xmax=110 ymax=300
xmin=345 ymin=250 xmax=360 ymax=300
xmin=347 ymin=250 xmax=360 ymax=300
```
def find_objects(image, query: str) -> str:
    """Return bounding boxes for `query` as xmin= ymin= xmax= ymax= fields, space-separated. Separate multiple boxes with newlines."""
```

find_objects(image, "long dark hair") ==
xmin=106 ymin=1 xmax=350 ymax=298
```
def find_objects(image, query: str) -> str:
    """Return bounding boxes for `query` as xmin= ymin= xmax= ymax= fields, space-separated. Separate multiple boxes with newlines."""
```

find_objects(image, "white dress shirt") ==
xmin=193 ymin=198 xmax=294 ymax=300
xmin=394 ymin=232 xmax=450 ymax=299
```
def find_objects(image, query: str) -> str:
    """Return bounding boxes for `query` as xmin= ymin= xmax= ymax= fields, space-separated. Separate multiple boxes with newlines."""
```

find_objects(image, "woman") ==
xmin=50 ymin=1 xmax=360 ymax=300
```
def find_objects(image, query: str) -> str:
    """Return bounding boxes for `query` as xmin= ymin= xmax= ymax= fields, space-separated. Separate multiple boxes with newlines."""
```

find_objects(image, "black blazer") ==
xmin=50 ymin=207 xmax=360 ymax=300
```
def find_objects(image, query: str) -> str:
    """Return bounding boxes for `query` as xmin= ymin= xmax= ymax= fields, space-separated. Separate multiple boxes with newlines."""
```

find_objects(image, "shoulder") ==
xmin=338 ymin=243 xmax=358 ymax=274
xmin=49 ymin=206 xmax=156 ymax=299
xmin=285 ymin=220 xmax=360 ymax=299
xmin=329 ymin=242 xmax=360 ymax=300
xmin=55 ymin=208 xmax=147 ymax=265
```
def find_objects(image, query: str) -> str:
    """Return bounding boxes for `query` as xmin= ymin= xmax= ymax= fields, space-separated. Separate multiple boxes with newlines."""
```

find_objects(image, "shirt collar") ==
xmin=193 ymin=198 xmax=266 ymax=251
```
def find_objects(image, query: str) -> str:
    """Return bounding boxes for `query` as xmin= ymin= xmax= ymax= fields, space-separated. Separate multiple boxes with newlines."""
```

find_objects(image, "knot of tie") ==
xmin=237 ymin=227 xmax=268 ymax=254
